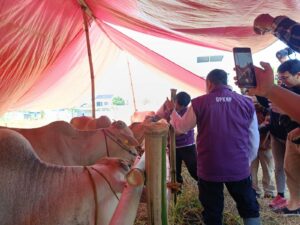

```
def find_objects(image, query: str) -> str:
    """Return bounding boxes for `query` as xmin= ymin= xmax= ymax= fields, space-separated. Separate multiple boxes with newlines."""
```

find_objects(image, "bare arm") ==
xmin=265 ymin=85 xmax=300 ymax=123
xmin=253 ymin=14 xmax=300 ymax=53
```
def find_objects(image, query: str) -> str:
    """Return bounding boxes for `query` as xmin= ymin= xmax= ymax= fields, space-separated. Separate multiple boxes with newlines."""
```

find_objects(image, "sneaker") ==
xmin=272 ymin=200 xmax=288 ymax=211
xmin=275 ymin=207 xmax=300 ymax=217
xmin=269 ymin=195 xmax=287 ymax=209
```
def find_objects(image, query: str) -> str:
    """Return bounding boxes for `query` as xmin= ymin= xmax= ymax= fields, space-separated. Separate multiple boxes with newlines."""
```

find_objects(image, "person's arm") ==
xmin=265 ymin=85 xmax=300 ymax=124
xmin=253 ymin=14 xmax=300 ymax=53
xmin=156 ymin=98 xmax=172 ymax=121
xmin=156 ymin=101 xmax=167 ymax=118
xmin=272 ymin=16 xmax=300 ymax=53
xmin=169 ymin=106 xmax=197 ymax=134
xmin=248 ymin=112 xmax=260 ymax=165
xmin=246 ymin=62 xmax=300 ymax=124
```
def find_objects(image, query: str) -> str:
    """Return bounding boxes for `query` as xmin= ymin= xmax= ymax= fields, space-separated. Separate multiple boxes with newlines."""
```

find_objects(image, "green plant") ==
xmin=112 ymin=96 xmax=125 ymax=106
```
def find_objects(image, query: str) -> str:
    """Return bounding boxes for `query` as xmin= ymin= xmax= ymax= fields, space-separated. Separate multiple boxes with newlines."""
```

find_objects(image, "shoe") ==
xmin=272 ymin=200 xmax=288 ymax=211
xmin=269 ymin=195 xmax=287 ymax=209
xmin=275 ymin=207 xmax=300 ymax=216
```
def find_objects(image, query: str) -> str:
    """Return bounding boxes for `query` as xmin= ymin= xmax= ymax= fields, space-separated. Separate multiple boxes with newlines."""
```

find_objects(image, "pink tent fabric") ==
xmin=0 ymin=0 xmax=299 ymax=114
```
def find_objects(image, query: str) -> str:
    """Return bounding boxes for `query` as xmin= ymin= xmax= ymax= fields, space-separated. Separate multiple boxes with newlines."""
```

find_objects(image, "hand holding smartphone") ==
xmin=233 ymin=47 xmax=257 ymax=88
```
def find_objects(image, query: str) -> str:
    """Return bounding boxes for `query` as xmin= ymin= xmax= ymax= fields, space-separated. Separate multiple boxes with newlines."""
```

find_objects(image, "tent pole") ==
xmin=127 ymin=57 xmax=137 ymax=112
xmin=81 ymin=6 xmax=96 ymax=118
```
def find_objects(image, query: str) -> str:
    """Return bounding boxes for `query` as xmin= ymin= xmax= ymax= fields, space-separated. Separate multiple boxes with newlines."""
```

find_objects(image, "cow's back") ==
xmin=8 ymin=121 xmax=94 ymax=165
xmin=71 ymin=116 xmax=112 ymax=130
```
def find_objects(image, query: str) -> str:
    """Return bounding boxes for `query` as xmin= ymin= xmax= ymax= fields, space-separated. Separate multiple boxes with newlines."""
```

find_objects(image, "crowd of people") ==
xmin=159 ymin=13 xmax=300 ymax=225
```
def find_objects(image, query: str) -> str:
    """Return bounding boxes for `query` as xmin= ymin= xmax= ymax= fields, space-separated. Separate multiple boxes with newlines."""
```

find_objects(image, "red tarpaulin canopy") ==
xmin=0 ymin=0 xmax=299 ymax=115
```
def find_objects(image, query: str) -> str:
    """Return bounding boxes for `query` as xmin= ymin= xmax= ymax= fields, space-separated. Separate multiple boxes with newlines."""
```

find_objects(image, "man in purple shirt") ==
xmin=166 ymin=69 xmax=260 ymax=225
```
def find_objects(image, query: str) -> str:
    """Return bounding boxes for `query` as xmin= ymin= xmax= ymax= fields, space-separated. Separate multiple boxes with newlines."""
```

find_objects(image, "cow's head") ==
xmin=105 ymin=121 xmax=139 ymax=162
xmin=109 ymin=121 xmax=139 ymax=147
xmin=129 ymin=115 xmax=161 ymax=146
xmin=129 ymin=122 xmax=145 ymax=146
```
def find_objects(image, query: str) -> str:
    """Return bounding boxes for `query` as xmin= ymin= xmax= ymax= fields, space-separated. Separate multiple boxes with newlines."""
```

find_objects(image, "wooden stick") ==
xmin=81 ymin=6 xmax=96 ymax=118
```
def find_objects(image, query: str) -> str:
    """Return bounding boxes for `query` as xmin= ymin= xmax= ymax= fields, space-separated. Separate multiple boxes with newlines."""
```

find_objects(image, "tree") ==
xmin=112 ymin=96 xmax=125 ymax=106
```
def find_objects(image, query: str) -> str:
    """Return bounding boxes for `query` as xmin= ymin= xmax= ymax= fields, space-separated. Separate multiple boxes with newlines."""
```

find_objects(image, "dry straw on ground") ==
xmin=134 ymin=165 xmax=300 ymax=225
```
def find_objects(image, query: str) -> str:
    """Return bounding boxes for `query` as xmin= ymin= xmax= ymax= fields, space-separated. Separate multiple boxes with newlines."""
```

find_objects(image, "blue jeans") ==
xmin=198 ymin=176 xmax=260 ymax=225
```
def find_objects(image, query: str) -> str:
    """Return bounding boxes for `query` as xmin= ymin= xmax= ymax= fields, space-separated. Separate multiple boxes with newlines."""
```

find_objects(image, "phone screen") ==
xmin=233 ymin=47 xmax=257 ymax=88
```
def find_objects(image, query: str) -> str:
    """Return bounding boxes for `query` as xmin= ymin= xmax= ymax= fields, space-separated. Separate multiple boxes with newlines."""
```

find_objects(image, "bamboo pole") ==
xmin=144 ymin=121 xmax=169 ymax=225
xmin=127 ymin=58 xmax=137 ymax=112
xmin=81 ymin=5 xmax=96 ymax=118
xmin=169 ymin=89 xmax=177 ymax=204
xmin=161 ymin=134 xmax=168 ymax=223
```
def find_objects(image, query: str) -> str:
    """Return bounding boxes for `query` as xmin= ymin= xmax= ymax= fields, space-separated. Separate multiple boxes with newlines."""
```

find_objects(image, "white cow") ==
xmin=70 ymin=115 xmax=112 ymax=130
xmin=0 ymin=129 xmax=129 ymax=225
xmin=2 ymin=120 xmax=138 ymax=166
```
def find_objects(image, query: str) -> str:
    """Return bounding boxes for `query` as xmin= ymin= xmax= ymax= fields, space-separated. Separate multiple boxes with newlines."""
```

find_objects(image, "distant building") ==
xmin=95 ymin=94 xmax=113 ymax=109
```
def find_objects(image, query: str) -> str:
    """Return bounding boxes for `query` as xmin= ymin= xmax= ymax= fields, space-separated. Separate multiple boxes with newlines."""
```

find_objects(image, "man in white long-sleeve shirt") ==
xmin=164 ymin=69 xmax=260 ymax=225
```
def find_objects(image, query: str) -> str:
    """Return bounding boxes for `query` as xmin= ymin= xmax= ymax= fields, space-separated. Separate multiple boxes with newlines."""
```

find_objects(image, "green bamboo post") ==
xmin=144 ymin=121 xmax=169 ymax=225
xmin=169 ymin=89 xmax=177 ymax=204
xmin=161 ymin=134 xmax=168 ymax=224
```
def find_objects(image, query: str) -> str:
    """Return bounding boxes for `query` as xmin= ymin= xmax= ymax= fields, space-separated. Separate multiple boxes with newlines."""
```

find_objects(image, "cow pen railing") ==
xmin=109 ymin=120 xmax=174 ymax=225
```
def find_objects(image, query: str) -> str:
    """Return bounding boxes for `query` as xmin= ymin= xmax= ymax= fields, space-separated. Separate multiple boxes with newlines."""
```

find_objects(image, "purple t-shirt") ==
xmin=191 ymin=85 xmax=254 ymax=182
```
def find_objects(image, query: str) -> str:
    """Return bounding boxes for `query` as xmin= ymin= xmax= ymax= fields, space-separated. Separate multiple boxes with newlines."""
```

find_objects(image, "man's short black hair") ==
xmin=277 ymin=59 xmax=300 ymax=76
xmin=175 ymin=91 xmax=191 ymax=107
xmin=206 ymin=69 xmax=228 ymax=85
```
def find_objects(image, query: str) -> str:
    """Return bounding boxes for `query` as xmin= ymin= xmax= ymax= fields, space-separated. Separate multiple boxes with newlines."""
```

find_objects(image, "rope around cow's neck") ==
xmin=90 ymin=166 xmax=120 ymax=201
xmin=85 ymin=166 xmax=120 ymax=225
xmin=102 ymin=129 xmax=138 ymax=157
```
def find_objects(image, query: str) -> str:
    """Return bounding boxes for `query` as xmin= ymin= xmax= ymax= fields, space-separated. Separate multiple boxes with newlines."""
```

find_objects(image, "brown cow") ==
xmin=0 ymin=128 xmax=130 ymax=225
xmin=2 ymin=120 xmax=138 ymax=166
xmin=70 ymin=115 xmax=112 ymax=130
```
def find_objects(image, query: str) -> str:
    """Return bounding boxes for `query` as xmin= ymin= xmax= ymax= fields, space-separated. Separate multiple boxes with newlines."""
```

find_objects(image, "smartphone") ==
xmin=233 ymin=47 xmax=257 ymax=88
